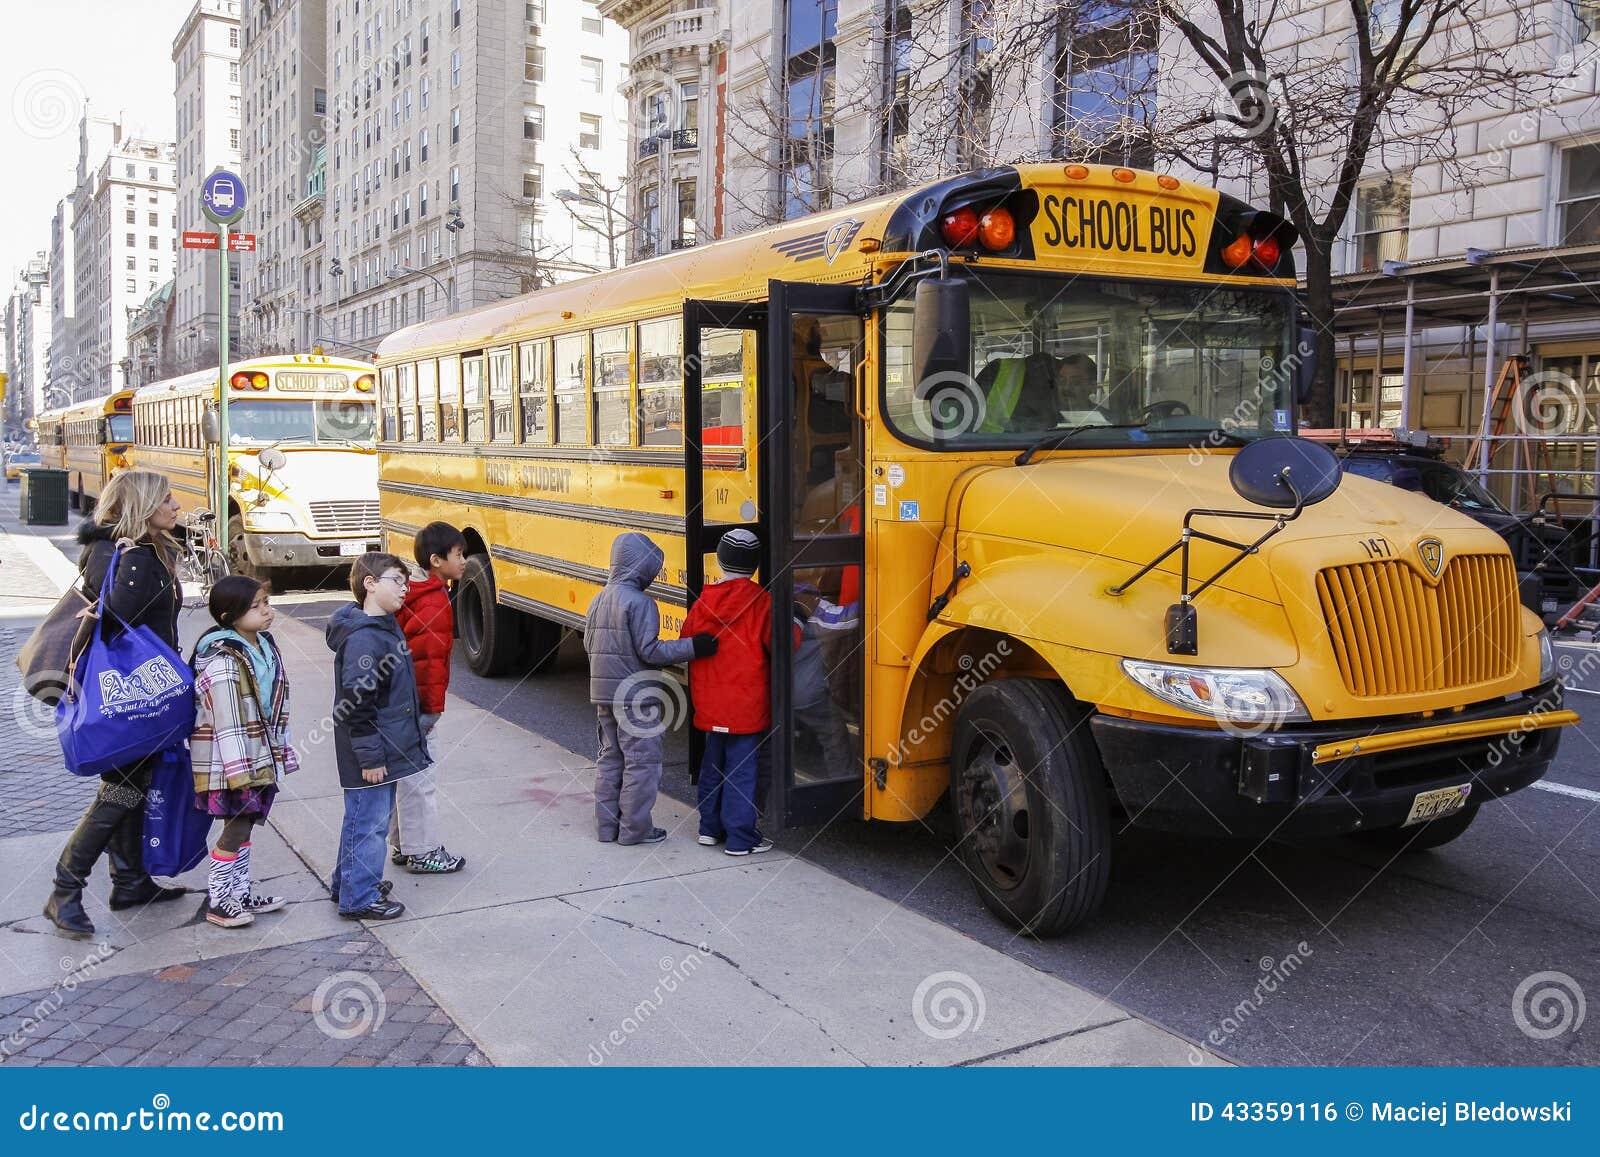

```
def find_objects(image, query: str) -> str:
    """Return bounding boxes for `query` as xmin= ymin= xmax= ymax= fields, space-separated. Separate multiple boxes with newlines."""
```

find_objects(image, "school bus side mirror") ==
xmin=1295 ymin=326 xmax=1318 ymax=407
xmin=912 ymin=276 xmax=970 ymax=393
xmin=201 ymin=410 xmax=221 ymax=445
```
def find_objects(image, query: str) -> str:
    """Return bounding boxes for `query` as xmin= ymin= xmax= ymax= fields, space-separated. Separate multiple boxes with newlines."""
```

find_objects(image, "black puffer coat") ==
xmin=72 ymin=521 xmax=182 ymax=656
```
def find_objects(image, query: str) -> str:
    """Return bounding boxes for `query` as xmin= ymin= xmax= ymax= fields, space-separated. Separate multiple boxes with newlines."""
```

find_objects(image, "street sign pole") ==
xmin=217 ymin=220 xmax=231 ymax=533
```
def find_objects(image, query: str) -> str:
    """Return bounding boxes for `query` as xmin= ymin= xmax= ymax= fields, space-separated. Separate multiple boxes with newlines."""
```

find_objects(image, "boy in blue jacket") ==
xmin=325 ymin=552 xmax=431 ymax=919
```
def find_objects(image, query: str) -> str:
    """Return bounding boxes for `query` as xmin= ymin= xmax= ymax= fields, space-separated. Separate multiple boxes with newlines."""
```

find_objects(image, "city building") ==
xmin=4 ymin=255 xmax=53 ymax=432
xmin=68 ymin=112 xmax=178 ymax=399
xmin=239 ymin=0 xmax=328 ymax=356
xmin=47 ymin=195 xmax=79 ymax=401
xmin=126 ymin=281 xmax=177 ymax=388
xmin=320 ymin=0 xmax=629 ymax=353
xmin=171 ymin=0 xmax=243 ymax=374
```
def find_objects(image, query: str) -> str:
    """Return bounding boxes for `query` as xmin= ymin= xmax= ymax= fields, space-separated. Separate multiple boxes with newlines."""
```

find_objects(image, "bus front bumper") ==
xmin=241 ymin=530 xmax=382 ymax=568
xmin=1089 ymin=682 xmax=1573 ymax=839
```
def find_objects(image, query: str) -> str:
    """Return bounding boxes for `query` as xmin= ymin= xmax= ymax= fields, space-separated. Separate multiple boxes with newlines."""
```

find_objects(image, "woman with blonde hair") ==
xmin=44 ymin=469 xmax=189 ymax=939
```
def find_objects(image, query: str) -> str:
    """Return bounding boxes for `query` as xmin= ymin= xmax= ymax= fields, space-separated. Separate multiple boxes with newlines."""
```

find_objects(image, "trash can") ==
xmin=19 ymin=467 xmax=69 ymax=526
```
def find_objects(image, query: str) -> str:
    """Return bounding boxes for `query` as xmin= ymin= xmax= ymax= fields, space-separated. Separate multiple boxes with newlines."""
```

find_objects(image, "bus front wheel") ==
xmin=458 ymin=554 xmax=526 ymax=677
xmin=227 ymin=516 xmax=265 ymax=582
xmin=950 ymin=679 xmax=1112 ymax=936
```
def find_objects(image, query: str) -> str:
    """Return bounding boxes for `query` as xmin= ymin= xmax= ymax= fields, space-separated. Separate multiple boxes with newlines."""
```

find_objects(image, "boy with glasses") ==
xmin=325 ymin=553 xmax=432 ymax=920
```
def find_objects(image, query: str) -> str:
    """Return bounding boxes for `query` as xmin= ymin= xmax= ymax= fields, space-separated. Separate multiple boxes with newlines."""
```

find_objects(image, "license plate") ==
xmin=1403 ymin=783 xmax=1472 ymax=827
xmin=339 ymin=540 xmax=366 ymax=557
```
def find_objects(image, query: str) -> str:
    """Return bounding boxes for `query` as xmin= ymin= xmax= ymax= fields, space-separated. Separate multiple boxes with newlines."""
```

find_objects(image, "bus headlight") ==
xmin=1539 ymin=629 xmax=1555 ymax=684
xmin=1120 ymin=660 xmax=1310 ymax=725
xmin=242 ymin=510 xmax=296 ymax=532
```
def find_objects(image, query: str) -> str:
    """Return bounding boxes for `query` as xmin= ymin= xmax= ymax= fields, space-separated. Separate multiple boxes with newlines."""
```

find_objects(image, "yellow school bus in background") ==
xmin=375 ymin=162 xmax=1573 ymax=934
xmin=131 ymin=354 xmax=382 ymax=580
xmin=41 ymin=391 xmax=137 ymax=511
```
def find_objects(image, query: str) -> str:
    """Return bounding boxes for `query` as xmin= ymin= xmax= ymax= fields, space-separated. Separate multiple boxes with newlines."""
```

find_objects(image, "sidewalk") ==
xmin=0 ymin=509 xmax=1219 ymax=1067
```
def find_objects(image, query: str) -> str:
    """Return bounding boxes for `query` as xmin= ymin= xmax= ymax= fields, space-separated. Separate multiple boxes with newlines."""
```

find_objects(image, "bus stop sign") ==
xmin=201 ymin=169 xmax=246 ymax=226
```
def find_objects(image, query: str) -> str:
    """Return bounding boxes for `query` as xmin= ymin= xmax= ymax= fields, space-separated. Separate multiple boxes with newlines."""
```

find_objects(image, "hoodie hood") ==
xmin=608 ymin=532 xmax=664 ymax=591
xmin=695 ymin=577 xmax=767 ymax=629
xmin=324 ymin=601 xmax=399 ymax=652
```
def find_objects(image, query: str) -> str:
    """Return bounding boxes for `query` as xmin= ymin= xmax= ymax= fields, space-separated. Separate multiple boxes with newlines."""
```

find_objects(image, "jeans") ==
xmin=697 ymin=731 xmax=761 ymax=852
xmin=333 ymin=780 xmax=397 ymax=913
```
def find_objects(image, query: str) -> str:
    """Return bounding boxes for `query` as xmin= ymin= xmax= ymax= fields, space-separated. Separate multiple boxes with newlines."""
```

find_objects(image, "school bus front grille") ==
xmin=308 ymin=500 xmax=380 ymax=535
xmin=1314 ymin=554 xmax=1520 ymax=698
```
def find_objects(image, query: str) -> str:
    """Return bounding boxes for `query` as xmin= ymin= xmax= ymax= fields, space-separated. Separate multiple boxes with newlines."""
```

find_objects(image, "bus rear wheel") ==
xmin=950 ymin=679 xmax=1112 ymax=936
xmin=458 ymin=553 xmax=528 ymax=677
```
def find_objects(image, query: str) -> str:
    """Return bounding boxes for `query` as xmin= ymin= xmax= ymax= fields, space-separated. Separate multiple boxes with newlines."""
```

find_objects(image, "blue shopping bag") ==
xmin=142 ymin=745 xmax=212 ymax=877
xmin=55 ymin=546 xmax=196 ymax=778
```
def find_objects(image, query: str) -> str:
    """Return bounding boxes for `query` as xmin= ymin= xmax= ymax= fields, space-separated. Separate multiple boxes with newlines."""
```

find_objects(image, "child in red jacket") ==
xmin=390 ymin=521 xmax=468 ymax=874
xmin=681 ymin=529 xmax=774 ymax=856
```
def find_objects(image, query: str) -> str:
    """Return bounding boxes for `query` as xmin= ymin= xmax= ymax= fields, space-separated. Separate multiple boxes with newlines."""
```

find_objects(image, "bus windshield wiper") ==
xmin=1015 ymin=424 xmax=1143 ymax=466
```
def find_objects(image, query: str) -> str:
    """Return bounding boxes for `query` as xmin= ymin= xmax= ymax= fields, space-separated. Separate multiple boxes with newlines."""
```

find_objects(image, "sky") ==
xmin=1 ymin=0 xmax=192 ymax=292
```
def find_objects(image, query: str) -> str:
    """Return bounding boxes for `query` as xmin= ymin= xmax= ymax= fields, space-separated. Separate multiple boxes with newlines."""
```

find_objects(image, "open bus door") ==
xmin=683 ymin=287 xmax=867 ymax=828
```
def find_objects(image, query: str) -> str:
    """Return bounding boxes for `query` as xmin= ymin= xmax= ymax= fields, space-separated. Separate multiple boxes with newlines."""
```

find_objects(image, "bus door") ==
xmin=682 ymin=301 xmax=767 ymax=787
xmin=765 ymin=281 xmax=866 ymax=826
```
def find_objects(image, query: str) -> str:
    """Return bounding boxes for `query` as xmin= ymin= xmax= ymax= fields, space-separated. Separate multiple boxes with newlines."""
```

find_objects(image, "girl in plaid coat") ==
xmin=190 ymin=576 xmax=299 ymax=928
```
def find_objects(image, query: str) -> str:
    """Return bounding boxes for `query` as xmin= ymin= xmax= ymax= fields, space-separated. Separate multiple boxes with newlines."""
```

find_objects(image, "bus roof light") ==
xmin=940 ymin=206 xmax=980 ymax=248
xmin=1112 ymin=168 xmax=1136 ymax=183
xmin=1157 ymin=175 xmax=1180 ymax=191
xmin=977 ymin=206 xmax=1016 ymax=251
xmin=354 ymin=374 xmax=375 ymax=392
xmin=250 ymin=372 xmax=270 ymax=390
xmin=1220 ymin=234 xmax=1253 ymax=269
xmin=1064 ymin=164 xmax=1090 ymax=180
xmin=1251 ymin=236 xmax=1282 ymax=269
xmin=230 ymin=372 xmax=251 ymax=390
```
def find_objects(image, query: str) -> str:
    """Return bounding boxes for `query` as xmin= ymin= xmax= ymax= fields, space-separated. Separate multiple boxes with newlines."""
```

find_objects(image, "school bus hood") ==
xmin=956 ymin=452 xmax=1505 ymax=605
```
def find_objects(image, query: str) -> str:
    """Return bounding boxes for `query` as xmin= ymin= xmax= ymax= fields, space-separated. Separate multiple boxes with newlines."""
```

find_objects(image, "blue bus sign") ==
xmin=201 ymin=169 xmax=246 ymax=225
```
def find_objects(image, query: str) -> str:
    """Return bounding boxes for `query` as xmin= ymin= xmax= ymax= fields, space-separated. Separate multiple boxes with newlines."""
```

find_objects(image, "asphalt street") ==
xmin=251 ymin=570 xmax=1598 ymax=1068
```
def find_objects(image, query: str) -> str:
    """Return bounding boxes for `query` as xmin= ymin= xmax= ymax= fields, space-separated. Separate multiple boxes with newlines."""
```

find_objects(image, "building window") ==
xmin=451 ymin=50 xmax=461 ymax=88
xmin=230 ymin=26 xmax=238 ymax=48
xmin=450 ymin=165 xmax=460 ymax=202
xmin=148 ymin=212 xmax=159 ymax=227
xmin=579 ymin=113 xmax=601 ymax=151
xmin=676 ymin=179 xmax=697 ymax=245
xmin=403 ymin=192 xmax=411 ymax=223
xmin=523 ymin=165 xmax=543 ymax=200
xmin=420 ymin=182 xmax=429 ymax=217
xmin=640 ymin=185 xmax=660 ymax=255
xmin=1559 ymin=143 xmax=1600 ymax=246
xmin=125 ymin=209 xmax=136 ymax=224
xmin=1353 ymin=177 xmax=1411 ymax=271
xmin=524 ymin=105 xmax=544 ymax=141
xmin=583 ymin=15 xmax=604 ymax=35
xmin=420 ymin=128 xmax=430 ymax=161
xmin=580 ymin=56 xmax=603 ymax=93
xmin=525 ymin=45 xmax=545 ymax=83
xmin=230 ymin=128 xmax=240 ymax=149
xmin=526 ymin=1 xmax=545 ymax=21
xmin=679 ymin=81 xmax=699 ymax=131
xmin=452 ymin=0 xmax=461 ymax=29
xmin=230 ymin=61 xmax=239 ymax=82
xmin=1052 ymin=2 xmax=1157 ymax=166
xmin=125 ymin=256 xmax=136 ymax=270
xmin=783 ymin=0 xmax=837 ymax=218
xmin=645 ymin=91 xmax=667 ymax=137
xmin=450 ymin=107 xmax=461 ymax=144
xmin=421 ymin=76 xmax=430 ymax=109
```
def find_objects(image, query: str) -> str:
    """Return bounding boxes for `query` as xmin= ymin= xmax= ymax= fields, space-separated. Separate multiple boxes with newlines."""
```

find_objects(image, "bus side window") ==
xmin=417 ymin=358 xmax=439 ymax=441
xmin=517 ymin=341 xmax=550 ymax=444
xmin=637 ymin=317 xmax=682 ymax=447
xmin=438 ymin=355 xmax=462 ymax=441
xmin=553 ymin=333 xmax=587 ymax=446
xmin=488 ymin=347 xmax=515 ymax=443
xmin=593 ymin=325 xmax=632 ymax=447
xmin=462 ymin=354 xmax=486 ymax=442
xmin=380 ymin=367 xmax=399 ymax=441
xmin=398 ymin=364 xmax=417 ymax=441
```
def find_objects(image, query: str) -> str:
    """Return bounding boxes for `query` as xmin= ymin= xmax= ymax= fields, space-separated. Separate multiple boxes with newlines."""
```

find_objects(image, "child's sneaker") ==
xmin=405 ymin=846 xmax=466 ymax=874
xmin=724 ymin=837 xmax=774 ymax=857
xmin=391 ymin=848 xmax=407 ymax=867
xmin=329 ymin=879 xmax=392 ymax=905
xmin=242 ymin=892 xmax=286 ymax=914
xmin=205 ymin=895 xmax=255 ymax=928
xmin=697 ymin=834 xmax=723 ymax=846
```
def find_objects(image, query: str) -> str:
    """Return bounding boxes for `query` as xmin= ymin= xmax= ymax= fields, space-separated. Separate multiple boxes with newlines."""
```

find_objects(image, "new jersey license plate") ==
xmin=1402 ymin=783 xmax=1472 ymax=827
xmin=339 ymin=540 xmax=366 ymax=557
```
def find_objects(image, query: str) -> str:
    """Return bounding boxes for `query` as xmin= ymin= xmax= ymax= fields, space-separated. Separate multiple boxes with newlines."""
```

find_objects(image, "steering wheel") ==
xmin=1141 ymin=399 xmax=1192 ymax=421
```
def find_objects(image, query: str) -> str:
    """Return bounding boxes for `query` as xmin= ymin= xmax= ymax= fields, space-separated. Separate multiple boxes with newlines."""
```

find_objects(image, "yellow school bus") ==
xmin=41 ymin=391 xmax=137 ymax=510
xmin=374 ymin=162 xmax=1574 ymax=934
xmin=131 ymin=354 xmax=382 ymax=579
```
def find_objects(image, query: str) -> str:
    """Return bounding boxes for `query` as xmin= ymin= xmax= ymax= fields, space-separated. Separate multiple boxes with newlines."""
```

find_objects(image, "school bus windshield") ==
xmin=884 ymin=271 xmax=1296 ymax=448
xmin=107 ymin=414 xmax=134 ymax=440
xmin=225 ymin=399 xmax=378 ymax=446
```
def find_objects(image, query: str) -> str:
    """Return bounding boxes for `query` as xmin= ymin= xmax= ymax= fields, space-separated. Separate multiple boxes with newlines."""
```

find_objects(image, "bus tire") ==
xmin=1352 ymin=804 xmax=1479 ymax=853
xmin=227 ymin=516 xmax=265 ymax=582
xmin=950 ymin=679 xmax=1112 ymax=936
xmin=458 ymin=553 xmax=524 ymax=678
xmin=524 ymin=614 xmax=563 ymax=676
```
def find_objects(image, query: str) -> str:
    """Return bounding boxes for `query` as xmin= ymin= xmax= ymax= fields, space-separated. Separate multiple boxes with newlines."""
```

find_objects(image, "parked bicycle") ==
xmin=178 ymin=510 xmax=229 ymax=601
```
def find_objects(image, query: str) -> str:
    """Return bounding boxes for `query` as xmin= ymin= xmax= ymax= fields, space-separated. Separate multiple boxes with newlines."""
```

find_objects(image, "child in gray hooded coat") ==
xmin=584 ymin=532 xmax=717 ymax=844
